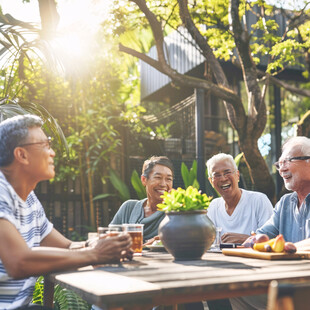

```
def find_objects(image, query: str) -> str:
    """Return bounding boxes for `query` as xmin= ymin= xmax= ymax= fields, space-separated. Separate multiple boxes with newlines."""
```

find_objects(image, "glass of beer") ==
xmin=98 ymin=226 xmax=124 ymax=238
xmin=97 ymin=227 xmax=109 ymax=239
xmin=108 ymin=224 xmax=124 ymax=236
xmin=123 ymin=224 xmax=144 ymax=254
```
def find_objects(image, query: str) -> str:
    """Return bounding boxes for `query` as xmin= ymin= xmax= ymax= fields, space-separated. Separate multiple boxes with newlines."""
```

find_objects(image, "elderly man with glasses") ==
xmin=0 ymin=115 xmax=132 ymax=310
xmin=256 ymin=136 xmax=310 ymax=248
xmin=206 ymin=153 xmax=273 ymax=244
xmin=228 ymin=137 xmax=310 ymax=310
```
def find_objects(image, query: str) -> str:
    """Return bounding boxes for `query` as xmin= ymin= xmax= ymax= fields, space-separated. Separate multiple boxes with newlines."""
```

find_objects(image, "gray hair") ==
xmin=0 ymin=114 xmax=43 ymax=166
xmin=282 ymin=136 xmax=310 ymax=156
xmin=206 ymin=153 xmax=237 ymax=177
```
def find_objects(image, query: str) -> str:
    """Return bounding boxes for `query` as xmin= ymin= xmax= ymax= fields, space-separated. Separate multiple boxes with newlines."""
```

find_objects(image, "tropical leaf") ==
xmin=0 ymin=99 xmax=68 ymax=154
xmin=32 ymin=276 xmax=91 ymax=310
xmin=192 ymin=179 xmax=200 ymax=189
xmin=32 ymin=276 xmax=44 ymax=305
xmin=181 ymin=160 xmax=199 ymax=188
xmin=53 ymin=285 xmax=90 ymax=310
xmin=234 ymin=152 xmax=244 ymax=168
xmin=188 ymin=160 xmax=197 ymax=186
xmin=93 ymin=193 xmax=114 ymax=201
xmin=109 ymin=169 xmax=130 ymax=202
xmin=181 ymin=162 xmax=190 ymax=188
xmin=131 ymin=169 xmax=146 ymax=200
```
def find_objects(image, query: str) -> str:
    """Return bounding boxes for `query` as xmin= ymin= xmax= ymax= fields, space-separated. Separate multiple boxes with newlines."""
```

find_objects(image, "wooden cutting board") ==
xmin=222 ymin=248 xmax=310 ymax=260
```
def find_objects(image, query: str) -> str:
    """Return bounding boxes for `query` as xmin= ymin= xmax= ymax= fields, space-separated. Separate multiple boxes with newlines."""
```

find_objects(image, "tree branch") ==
xmin=119 ymin=43 xmax=241 ymax=105
xmin=268 ymin=75 xmax=310 ymax=97
xmin=230 ymin=0 xmax=265 ymax=137
xmin=130 ymin=0 xmax=166 ymax=64
xmin=178 ymin=0 xmax=246 ymax=131
xmin=178 ymin=0 xmax=229 ymax=87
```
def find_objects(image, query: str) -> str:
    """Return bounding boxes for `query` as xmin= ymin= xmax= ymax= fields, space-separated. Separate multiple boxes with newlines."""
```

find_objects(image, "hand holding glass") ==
xmin=123 ymin=224 xmax=144 ymax=254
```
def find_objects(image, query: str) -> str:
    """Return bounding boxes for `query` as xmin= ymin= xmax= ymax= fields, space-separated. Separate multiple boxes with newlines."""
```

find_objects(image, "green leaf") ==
xmin=188 ymin=160 xmax=197 ymax=185
xmin=234 ymin=152 xmax=244 ymax=168
xmin=93 ymin=193 xmax=114 ymax=201
xmin=192 ymin=179 xmax=200 ymax=189
xmin=157 ymin=186 xmax=212 ymax=212
xmin=181 ymin=160 xmax=199 ymax=188
xmin=109 ymin=169 xmax=130 ymax=202
xmin=131 ymin=169 xmax=146 ymax=200
xmin=181 ymin=162 xmax=190 ymax=188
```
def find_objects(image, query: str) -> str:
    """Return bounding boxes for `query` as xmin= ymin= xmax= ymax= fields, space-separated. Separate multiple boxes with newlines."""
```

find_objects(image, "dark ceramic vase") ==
xmin=158 ymin=210 xmax=216 ymax=260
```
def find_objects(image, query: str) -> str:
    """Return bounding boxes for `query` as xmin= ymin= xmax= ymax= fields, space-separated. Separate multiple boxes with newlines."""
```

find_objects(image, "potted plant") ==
xmin=157 ymin=186 xmax=215 ymax=260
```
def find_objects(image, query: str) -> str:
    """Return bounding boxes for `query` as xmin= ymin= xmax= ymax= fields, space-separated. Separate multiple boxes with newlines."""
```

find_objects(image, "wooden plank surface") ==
xmin=222 ymin=248 xmax=310 ymax=260
xmin=53 ymin=269 xmax=161 ymax=307
xmin=49 ymin=251 xmax=310 ymax=309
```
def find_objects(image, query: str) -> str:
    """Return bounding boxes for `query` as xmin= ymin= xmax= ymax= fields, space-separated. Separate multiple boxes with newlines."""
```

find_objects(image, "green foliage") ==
xmin=267 ymin=40 xmax=304 ymax=75
xmin=234 ymin=152 xmax=244 ymax=168
xmin=147 ymin=122 xmax=175 ymax=139
xmin=0 ymin=99 xmax=68 ymax=154
xmin=93 ymin=169 xmax=147 ymax=203
xmin=32 ymin=276 xmax=90 ymax=310
xmin=181 ymin=160 xmax=200 ymax=189
xmin=32 ymin=276 xmax=44 ymax=305
xmin=53 ymin=285 xmax=90 ymax=310
xmin=157 ymin=186 xmax=212 ymax=212
xmin=131 ymin=170 xmax=147 ymax=200
xmin=109 ymin=169 xmax=131 ymax=202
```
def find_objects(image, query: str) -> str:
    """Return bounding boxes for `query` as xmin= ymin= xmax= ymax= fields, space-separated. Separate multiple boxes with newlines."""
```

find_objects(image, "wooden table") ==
xmin=45 ymin=250 xmax=310 ymax=309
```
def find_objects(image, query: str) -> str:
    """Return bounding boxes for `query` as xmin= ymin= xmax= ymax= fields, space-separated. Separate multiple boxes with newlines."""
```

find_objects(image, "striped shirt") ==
xmin=0 ymin=171 xmax=53 ymax=309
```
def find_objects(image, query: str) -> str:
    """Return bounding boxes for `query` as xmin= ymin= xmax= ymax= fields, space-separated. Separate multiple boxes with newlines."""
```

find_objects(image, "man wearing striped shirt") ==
xmin=0 ymin=115 xmax=132 ymax=310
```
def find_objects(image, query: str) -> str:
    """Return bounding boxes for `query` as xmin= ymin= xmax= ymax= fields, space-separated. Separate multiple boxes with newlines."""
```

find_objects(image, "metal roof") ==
xmin=140 ymin=7 xmax=301 ymax=101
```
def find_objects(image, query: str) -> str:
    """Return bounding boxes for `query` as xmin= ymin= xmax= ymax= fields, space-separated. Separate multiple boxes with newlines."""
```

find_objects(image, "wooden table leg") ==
xmin=43 ymin=276 xmax=54 ymax=308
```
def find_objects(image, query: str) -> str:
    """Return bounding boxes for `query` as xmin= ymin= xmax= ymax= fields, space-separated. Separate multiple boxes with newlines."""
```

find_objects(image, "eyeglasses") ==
xmin=273 ymin=156 xmax=310 ymax=170
xmin=211 ymin=170 xmax=235 ymax=180
xmin=19 ymin=137 xmax=52 ymax=149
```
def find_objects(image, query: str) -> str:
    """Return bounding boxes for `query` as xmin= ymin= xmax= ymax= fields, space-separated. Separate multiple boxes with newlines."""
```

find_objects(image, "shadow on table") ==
xmin=174 ymin=259 xmax=257 ymax=270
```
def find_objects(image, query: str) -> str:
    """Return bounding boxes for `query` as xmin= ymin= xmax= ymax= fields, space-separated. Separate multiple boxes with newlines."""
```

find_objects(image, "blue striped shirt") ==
xmin=0 ymin=172 xmax=53 ymax=309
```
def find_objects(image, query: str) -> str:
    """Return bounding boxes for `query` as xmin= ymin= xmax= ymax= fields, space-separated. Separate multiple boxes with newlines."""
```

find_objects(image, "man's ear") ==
xmin=208 ymin=177 xmax=214 ymax=187
xmin=13 ymin=147 xmax=29 ymax=164
xmin=141 ymin=175 xmax=147 ymax=186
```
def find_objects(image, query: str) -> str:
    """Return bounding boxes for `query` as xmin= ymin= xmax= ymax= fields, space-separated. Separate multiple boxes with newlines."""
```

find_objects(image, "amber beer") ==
xmin=128 ymin=231 xmax=143 ymax=253
xmin=123 ymin=224 xmax=144 ymax=254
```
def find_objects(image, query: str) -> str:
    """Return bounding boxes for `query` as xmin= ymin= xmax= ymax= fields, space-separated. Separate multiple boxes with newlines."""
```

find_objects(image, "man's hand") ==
xmin=94 ymin=233 xmax=132 ymax=264
xmin=143 ymin=235 xmax=160 ymax=246
xmin=221 ymin=233 xmax=250 ymax=244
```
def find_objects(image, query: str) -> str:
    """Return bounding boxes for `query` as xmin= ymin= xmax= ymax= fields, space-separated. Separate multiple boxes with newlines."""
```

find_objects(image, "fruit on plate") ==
xmin=242 ymin=233 xmax=269 ymax=248
xmin=255 ymin=234 xmax=270 ymax=243
xmin=253 ymin=237 xmax=276 ymax=252
xmin=284 ymin=242 xmax=297 ymax=254
xmin=253 ymin=234 xmax=289 ymax=253
xmin=242 ymin=235 xmax=256 ymax=248
xmin=271 ymin=234 xmax=285 ymax=253
xmin=264 ymin=244 xmax=272 ymax=252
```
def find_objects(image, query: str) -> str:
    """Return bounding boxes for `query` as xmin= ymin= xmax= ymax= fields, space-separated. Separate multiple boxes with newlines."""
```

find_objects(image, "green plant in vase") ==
xmin=157 ymin=186 xmax=212 ymax=212
xmin=157 ymin=186 xmax=215 ymax=261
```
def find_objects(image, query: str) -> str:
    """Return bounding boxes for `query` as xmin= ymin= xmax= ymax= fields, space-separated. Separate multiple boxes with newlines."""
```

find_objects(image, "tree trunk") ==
xmin=239 ymin=136 xmax=275 ymax=204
